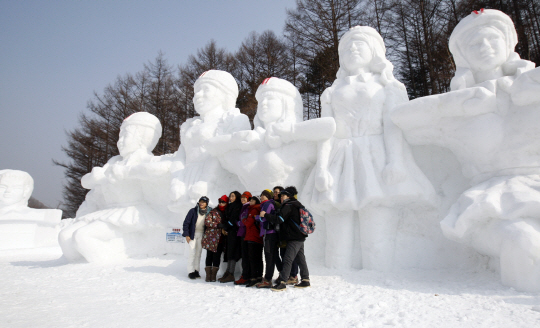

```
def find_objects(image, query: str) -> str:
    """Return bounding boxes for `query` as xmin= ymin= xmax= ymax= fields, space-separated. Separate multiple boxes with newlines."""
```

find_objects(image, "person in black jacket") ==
xmin=261 ymin=186 xmax=311 ymax=291
xmin=218 ymin=191 xmax=243 ymax=283
xmin=182 ymin=196 xmax=211 ymax=279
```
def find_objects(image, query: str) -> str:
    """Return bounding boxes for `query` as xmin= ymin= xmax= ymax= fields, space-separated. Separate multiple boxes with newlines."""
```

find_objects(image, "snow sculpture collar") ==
xmin=194 ymin=70 xmax=239 ymax=109
xmin=253 ymin=77 xmax=303 ymax=128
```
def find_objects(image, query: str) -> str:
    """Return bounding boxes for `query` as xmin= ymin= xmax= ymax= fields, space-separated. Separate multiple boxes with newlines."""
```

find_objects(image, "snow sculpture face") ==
xmin=0 ymin=170 xmax=33 ymax=208
xmin=337 ymin=26 xmax=387 ymax=78
xmin=193 ymin=70 xmax=239 ymax=116
xmin=341 ymin=36 xmax=373 ymax=72
xmin=463 ymin=27 xmax=507 ymax=72
xmin=449 ymin=9 xmax=517 ymax=72
xmin=254 ymin=77 xmax=303 ymax=128
xmin=117 ymin=112 xmax=162 ymax=157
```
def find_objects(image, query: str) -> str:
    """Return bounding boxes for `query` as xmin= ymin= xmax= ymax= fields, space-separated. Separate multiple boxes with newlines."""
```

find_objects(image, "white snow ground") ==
xmin=1 ymin=247 xmax=540 ymax=328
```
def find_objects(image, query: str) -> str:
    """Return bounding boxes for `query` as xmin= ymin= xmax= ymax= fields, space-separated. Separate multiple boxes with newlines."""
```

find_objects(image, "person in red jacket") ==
xmin=243 ymin=195 xmax=263 ymax=287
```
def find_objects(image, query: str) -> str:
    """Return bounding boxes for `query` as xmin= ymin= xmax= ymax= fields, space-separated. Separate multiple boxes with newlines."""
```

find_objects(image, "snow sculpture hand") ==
xmin=315 ymin=169 xmax=334 ymax=192
xmin=382 ymin=162 xmax=407 ymax=185
xmin=236 ymin=130 xmax=262 ymax=151
xmin=272 ymin=122 xmax=295 ymax=144
xmin=81 ymin=166 xmax=106 ymax=189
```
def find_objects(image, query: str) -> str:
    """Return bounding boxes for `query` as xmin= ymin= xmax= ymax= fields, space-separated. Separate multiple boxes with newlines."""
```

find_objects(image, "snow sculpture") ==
xmin=301 ymin=26 xmax=436 ymax=271
xmin=391 ymin=9 xmax=540 ymax=292
xmin=169 ymin=70 xmax=251 ymax=211
xmin=0 ymin=169 xmax=62 ymax=249
xmin=58 ymin=112 xmax=175 ymax=262
xmin=205 ymin=77 xmax=336 ymax=192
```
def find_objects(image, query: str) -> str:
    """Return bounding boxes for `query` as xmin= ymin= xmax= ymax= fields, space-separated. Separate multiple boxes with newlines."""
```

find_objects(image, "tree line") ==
xmin=56 ymin=0 xmax=540 ymax=217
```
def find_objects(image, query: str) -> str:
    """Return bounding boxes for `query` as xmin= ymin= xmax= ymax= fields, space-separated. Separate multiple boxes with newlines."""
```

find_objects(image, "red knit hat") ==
xmin=241 ymin=191 xmax=252 ymax=199
xmin=218 ymin=195 xmax=229 ymax=203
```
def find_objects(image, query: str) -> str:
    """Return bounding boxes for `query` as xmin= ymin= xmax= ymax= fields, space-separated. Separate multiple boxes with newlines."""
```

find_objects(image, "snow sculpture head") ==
xmin=253 ymin=77 xmax=303 ymax=128
xmin=193 ymin=70 xmax=239 ymax=115
xmin=117 ymin=112 xmax=162 ymax=157
xmin=449 ymin=9 xmax=528 ymax=90
xmin=336 ymin=26 xmax=396 ymax=85
xmin=0 ymin=170 xmax=33 ymax=209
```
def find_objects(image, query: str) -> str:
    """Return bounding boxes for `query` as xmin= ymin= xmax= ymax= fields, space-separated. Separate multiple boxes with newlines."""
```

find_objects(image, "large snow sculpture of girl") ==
xmin=169 ymin=70 xmax=251 ymax=212
xmin=391 ymin=9 xmax=540 ymax=292
xmin=205 ymin=77 xmax=335 ymax=193
xmin=58 ymin=112 xmax=174 ymax=262
xmin=302 ymin=26 xmax=436 ymax=271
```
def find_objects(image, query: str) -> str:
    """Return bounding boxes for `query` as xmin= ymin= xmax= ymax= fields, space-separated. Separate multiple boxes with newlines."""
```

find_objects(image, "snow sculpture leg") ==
xmin=499 ymin=219 xmax=540 ymax=291
xmin=324 ymin=209 xmax=355 ymax=269
xmin=73 ymin=221 xmax=126 ymax=263
xmin=58 ymin=221 xmax=87 ymax=261
xmin=359 ymin=206 xmax=399 ymax=271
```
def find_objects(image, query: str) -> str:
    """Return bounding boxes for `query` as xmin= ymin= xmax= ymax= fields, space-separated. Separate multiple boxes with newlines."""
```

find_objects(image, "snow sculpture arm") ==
xmin=272 ymin=117 xmax=336 ymax=144
xmin=314 ymin=87 xmax=335 ymax=192
xmin=511 ymin=67 xmax=540 ymax=106
xmin=382 ymin=82 xmax=409 ymax=185
xmin=80 ymin=156 xmax=121 ymax=189
xmin=391 ymin=86 xmax=497 ymax=144
xmin=205 ymin=129 xmax=262 ymax=156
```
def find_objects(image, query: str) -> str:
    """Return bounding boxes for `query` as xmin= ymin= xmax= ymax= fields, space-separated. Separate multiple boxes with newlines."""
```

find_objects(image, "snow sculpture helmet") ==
xmin=336 ymin=26 xmax=396 ymax=86
xmin=449 ymin=9 xmax=532 ymax=90
xmin=119 ymin=112 xmax=162 ymax=154
xmin=254 ymin=77 xmax=303 ymax=128
xmin=193 ymin=70 xmax=239 ymax=110
xmin=0 ymin=169 xmax=34 ymax=207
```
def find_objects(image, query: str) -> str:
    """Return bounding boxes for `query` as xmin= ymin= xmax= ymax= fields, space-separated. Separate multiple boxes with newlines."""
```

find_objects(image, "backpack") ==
xmin=293 ymin=207 xmax=316 ymax=236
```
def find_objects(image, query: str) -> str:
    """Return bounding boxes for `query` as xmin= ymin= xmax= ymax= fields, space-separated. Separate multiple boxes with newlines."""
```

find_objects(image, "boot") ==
xmin=210 ymin=267 xmax=219 ymax=282
xmin=204 ymin=267 xmax=212 ymax=282
xmin=220 ymin=271 xmax=235 ymax=283
xmin=218 ymin=271 xmax=231 ymax=282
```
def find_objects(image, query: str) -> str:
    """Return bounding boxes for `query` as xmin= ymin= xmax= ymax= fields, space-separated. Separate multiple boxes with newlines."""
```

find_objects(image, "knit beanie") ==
xmin=260 ymin=189 xmax=274 ymax=200
xmin=241 ymin=191 xmax=252 ymax=199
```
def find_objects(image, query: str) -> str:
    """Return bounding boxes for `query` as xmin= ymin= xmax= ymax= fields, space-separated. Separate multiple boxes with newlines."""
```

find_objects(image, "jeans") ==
xmin=279 ymin=240 xmax=309 ymax=282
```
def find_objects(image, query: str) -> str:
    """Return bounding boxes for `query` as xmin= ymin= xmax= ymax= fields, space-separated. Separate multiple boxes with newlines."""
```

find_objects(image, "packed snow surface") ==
xmin=2 ymin=247 xmax=539 ymax=328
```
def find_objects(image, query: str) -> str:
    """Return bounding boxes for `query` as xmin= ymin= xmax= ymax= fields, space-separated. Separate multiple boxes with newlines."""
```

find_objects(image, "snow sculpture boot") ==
xmin=205 ymin=267 xmax=212 ymax=282
xmin=210 ymin=267 xmax=219 ymax=282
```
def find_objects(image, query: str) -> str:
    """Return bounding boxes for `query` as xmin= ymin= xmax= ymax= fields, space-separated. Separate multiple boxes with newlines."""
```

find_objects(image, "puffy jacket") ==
xmin=182 ymin=205 xmax=211 ymax=240
xmin=258 ymin=199 xmax=276 ymax=236
xmin=265 ymin=198 xmax=306 ymax=242
xmin=244 ymin=204 xmax=262 ymax=244
xmin=237 ymin=203 xmax=250 ymax=237
xmin=201 ymin=208 xmax=223 ymax=253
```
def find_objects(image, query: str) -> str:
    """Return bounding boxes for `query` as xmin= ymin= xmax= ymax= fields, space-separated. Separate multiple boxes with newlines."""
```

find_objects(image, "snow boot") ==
xmin=294 ymin=279 xmax=311 ymax=288
xmin=210 ymin=267 xmax=219 ymax=282
xmin=188 ymin=271 xmax=198 ymax=280
xmin=205 ymin=267 xmax=212 ymax=282
xmin=255 ymin=278 xmax=272 ymax=289
xmin=286 ymin=275 xmax=298 ymax=285
xmin=246 ymin=278 xmax=259 ymax=288
xmin=220 ymin=271 xmax=235 ymax=283
xmin=271 ymin=281 xmax=287 ymax=292
xmin=194 ymin=270 xmax=201 ymax=279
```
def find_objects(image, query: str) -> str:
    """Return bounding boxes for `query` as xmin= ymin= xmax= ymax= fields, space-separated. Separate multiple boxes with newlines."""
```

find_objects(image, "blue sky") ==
xmin=0 ymin=0 xmax=294 ymax=208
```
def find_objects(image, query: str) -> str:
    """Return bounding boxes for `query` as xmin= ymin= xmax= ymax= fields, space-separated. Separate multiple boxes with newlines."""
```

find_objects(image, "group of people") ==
xmin=182 ymin=185 xmax=310 ymax=291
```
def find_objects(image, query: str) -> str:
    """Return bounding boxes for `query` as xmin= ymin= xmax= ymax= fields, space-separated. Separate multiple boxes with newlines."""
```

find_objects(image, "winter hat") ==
xmin=198 ymin=196 xmax=210 ymax=204
xmin=194 ymin=70 xmax=239 ymax=104
xmin=255 ymin=77 xmax=301 ymax=100
xmin=260 ymin=189 xmax=274 ymax=200
xmin=241 ymin=191 xmax=252 ymax=199
xmin=121 ymin=112 xmax=162 ymax=148
xmin=281 ymin=186 xmax=298 ymax=199
xmin=250 ymin=196 xmax=261 ymax=204
xmin=449 ymin=9 xmax=517 ymax=69
xmin=218 ymin=195 xmax=229 ymax=203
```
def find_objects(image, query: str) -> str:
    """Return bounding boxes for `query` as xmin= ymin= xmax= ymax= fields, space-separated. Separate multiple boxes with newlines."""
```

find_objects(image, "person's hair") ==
xmin=229 ymin=191 xmax=242 ymax=204
xmin=260 ymin=189 xmax=273 ymax=200
xmin=273 ymin=186 xmax=284 ymax=192
xmin=282 ymin=186 xmax=298 ymax=199
xmin=250 ymin=196 xmax=261 ymax=204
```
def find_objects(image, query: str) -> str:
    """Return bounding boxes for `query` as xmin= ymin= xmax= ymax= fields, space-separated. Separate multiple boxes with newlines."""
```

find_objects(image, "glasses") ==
xmin=219 ymin=200 xmax=227 ymax=204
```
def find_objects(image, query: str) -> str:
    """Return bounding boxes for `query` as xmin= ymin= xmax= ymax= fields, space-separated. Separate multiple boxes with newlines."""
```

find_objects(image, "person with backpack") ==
xmin=261 ymin=186 xmax=311 ymax=291
xmin=244 ymin=195 xmax=263 ymax=287
xmin=218 ymin=191 xmax=243 ymax=283
xmin=183 ymin=196 xmax=211 ymax=280
xmin=234 ymin=191 xmax=252 ymax=285
xmin=201 ymin=195 xmax=228 ymax=282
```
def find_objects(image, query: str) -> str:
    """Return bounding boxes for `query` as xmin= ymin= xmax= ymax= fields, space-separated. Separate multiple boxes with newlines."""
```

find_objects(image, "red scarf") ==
xmin=218 ymin=204 xmax=227 ymax=212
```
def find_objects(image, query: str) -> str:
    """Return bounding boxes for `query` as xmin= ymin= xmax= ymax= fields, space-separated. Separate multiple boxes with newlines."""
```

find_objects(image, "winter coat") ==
xmin=223 ymin=199 xmax=242 ymax=233
xmin=258 ymin=199 xmax=277 ymax=236
xmin=265 ymin=198 xmax=306 ymax=242
xmin=201 ymin=208 xmax=223 ymax=252
xmin=182 ymin=205 xmax=211 ymax=240
xmin=237 ymin=203 xmax=250 ymax=237
xmin=244 ymin=204 xmax=263 ymax=244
